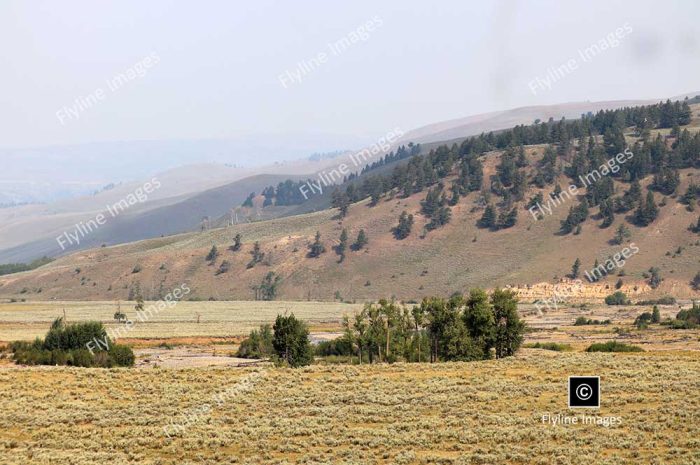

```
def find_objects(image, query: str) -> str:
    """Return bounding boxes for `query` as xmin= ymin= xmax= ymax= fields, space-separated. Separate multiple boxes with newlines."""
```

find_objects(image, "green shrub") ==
xmin=525 ymin=342 xmax=572 ymax=351
xmin=71 ymin=349 xmax=96 ymax=367
xmin=9 ymin=318 xmax=134 ymax=368
xmin=108 ymin=344 xmax=135 ymax=367
xmin=574 ymin=317 xmax=612 ymax=326
xmin=43 ymin=318 xmax=108 ymax=351
xmin=315 ymin=337 xmax=354 ymax=357
xmin=604 ymin=291 xmax=630 ymax=305
xmin=634 ymin=312 xmax=653 ymax=328
xmin=637 ymin=296 xmax=676 ymax=305
xmin=586 ymin=341 xmax=643 ymax=352
xmin=665 ymin=302 xmax=700 ymax=329
xmin=236 ymin=324 xmax=274 ymax=359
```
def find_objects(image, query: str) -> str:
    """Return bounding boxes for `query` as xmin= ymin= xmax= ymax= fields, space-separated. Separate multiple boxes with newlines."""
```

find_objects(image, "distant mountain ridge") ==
xmin=2 ymin=93 xmax=697 ymax=265
xmin=1 ymin=96 xmax=698 ymax=303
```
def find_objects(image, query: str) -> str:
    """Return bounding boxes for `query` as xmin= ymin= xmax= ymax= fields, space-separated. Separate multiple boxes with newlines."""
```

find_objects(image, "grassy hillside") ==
xmin=1 ymin=102 xmax=699 ymax=302
xmin=0 ymin=173 xmax=305 ymax=264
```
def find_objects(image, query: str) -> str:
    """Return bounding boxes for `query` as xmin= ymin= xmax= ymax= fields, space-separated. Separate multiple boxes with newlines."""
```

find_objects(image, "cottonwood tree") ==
xmin=272 ymin=313 xmax=313 ymax=367
xmin=236 ymin=324 xmax=274 ymax=358
xmin=332 ymin=298 xmax=523 ymax=365
xmin=491 ymin=289 xmax=524 ymax=358
xmin=253 ymin=272 xmax=282 ymax=300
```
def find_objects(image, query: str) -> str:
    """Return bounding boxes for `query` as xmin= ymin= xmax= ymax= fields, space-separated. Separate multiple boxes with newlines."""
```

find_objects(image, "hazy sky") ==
xmin=1 ymin=0 xmax=698 ymax=150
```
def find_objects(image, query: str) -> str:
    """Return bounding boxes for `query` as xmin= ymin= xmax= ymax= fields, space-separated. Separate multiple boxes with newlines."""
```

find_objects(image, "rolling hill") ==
xmin=4 ymin=98 xmax=683 ymax=266
xmin=0 ymin=154 xmax=351 ymax=263
xmin=2 ymin=98 xmax=699 ymax=303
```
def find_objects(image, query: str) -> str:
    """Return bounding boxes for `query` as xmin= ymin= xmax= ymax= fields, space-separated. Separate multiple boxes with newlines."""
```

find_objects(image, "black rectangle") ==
xmin=568 ymin=376 xmax=600 ymax=408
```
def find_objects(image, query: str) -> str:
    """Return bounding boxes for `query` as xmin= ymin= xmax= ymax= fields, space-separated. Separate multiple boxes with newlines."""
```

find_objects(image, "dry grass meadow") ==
xmin=0 ymin=300 xmax=361 ymax=342
xmin=1 ymin=300 xmax=698 ymax=352
xmin=1 ymin=351 xmax=699 ymax=465
xmin=0 ymin=300 xmax=699 ymax=463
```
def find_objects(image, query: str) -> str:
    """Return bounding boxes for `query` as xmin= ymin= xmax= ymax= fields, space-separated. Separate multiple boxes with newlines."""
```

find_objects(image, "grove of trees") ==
xmin=237 ymin=289 xmax=524 ymax=367
xmin=237 ymin=313 xmax=313 ymax=367
xmin=10 ymin=317 xmax=135 ymax=367
xmin=341 ymin=289 xmax=524 ymax=364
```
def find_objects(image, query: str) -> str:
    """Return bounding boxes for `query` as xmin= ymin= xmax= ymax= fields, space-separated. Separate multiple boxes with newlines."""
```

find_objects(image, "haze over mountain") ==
xmin=0 ymin=134 xmax=366 ymax=204
xmin=3 ymin=96 xmax=691 ymax=264
xmin=3 ymin=98 xmax=698 ymax=304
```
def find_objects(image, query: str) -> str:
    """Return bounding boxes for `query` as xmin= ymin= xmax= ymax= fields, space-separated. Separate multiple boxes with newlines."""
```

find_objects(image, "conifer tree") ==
xmin=242 ymin=192 xmax=255 ymax=207
xmin=308 ymin=231 xmax=326 ymax=258
xmin=353 ymin=229 xmax=368 ymax=250
xmin=634 ymin=191 xmax=658 ymax=226
xmin=206 ymin=245 xmax=219 ymax=263
xmin=393 ymin=211 xmax=414 ymax=240
xmin=231 ymin=233 xmax=242 ymax=251
xmin=571 ymin=258 xmax=581 ymax=279
xmin=479 ymin=204 xmax=497 ymax=229
xmin=336 ymin=229 xmax=348 ymax=262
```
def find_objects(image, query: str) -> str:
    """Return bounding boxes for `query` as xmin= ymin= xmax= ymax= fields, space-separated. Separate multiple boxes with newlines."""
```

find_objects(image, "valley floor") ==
xmin=0 ymin=351 xmax=698 ymax=465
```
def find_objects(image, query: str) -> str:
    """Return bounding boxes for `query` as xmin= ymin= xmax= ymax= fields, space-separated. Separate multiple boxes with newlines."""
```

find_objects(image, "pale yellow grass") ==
xmin=0 ymin=351 xmax=698 ymax=464
xmin=0 ymin=300 xmax=361 ymax=342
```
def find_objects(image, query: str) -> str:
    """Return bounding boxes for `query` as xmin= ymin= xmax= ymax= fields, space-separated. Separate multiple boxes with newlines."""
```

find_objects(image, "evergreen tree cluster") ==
xmin=307 ymin=231 xmax=326 ymax=258
xmin=393 ymin=211 xmax=414 ymax=239
xmin=248 ymin=99 xmax=696 ymax=243
xmin=479 ymin=204 xmax=517 ymax=231
xmin=241 ymin=192 xmax=255 ymax=207
xmin=259 ymin=179 xmax=313 ymax=207
xmin=325 ymin=99 xmax=697 ymax=235
xmin=253 ymin=272 xmax=282 ymax=300
xmin=421 ymin=183 xmax=452 ymax=231
xmin=634 ymin=192 xmax=659 ymax=226
xmin=560 ymin=200 xmax=589 ymax=234
xmin=359 ymin=143 xmax=422 ymax=174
